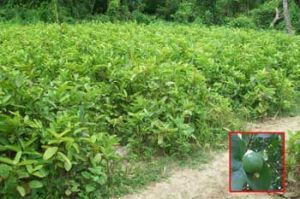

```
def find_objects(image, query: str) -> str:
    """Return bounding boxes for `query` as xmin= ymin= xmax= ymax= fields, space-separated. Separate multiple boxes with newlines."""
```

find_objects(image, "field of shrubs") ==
xmin=0 ymin=23 xmax=299 ymax=198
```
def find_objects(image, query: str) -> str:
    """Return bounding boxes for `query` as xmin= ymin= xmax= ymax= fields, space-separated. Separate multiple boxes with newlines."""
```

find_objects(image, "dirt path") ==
xmin=120 ymin=116 xmax=300 ymax=199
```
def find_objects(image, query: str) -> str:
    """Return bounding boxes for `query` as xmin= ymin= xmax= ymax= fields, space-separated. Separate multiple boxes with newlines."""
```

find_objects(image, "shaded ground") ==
xmin=120 ymin=116 xmax=300 ymax=199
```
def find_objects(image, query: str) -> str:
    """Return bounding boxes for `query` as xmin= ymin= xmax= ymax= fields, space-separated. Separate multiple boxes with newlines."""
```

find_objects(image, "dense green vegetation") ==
xmin=0 ymin=0 xmax=300 ymax=33
xmin=287 ymin=131 xmax=300 ymax=195
xmin=0 ymin=23 xmax=299 ymax=198
xmin=1 ymin=1 xmax=300 ymax=197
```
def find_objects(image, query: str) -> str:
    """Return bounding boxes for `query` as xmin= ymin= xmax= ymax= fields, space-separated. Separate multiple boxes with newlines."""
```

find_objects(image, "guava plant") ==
xmin=231 ymin=133 xmax=283 ymax=191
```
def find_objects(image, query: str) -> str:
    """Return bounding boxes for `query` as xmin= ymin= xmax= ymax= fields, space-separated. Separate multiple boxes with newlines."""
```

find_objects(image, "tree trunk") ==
xmin=282 ymin=0 xmax=293 ymax=34
xmin=270 ymin=8 xmax=282 ymax=27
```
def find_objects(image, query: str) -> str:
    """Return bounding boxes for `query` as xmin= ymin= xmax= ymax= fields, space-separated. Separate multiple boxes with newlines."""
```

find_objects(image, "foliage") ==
xmin=171 ymin=2 xmax=195 ymax=23
xmin=227 ymin=16 xmax=257 ymax=29
xmin=250 ymin=0 xmax=280 ymax=29
xmin=288 ymin=0 xmax=300 ymax=34
xmin=231 ymin=133 xmax=283 ymax=191
xmin=286 ymin=131 xmax=300 ymax=192
xmin=131 ymin=10 xmax=156 ymax=24
xmin=0 ymin=23 xmax=299 ymax=197
xmin=107 ymin=0 xmax=121 ymax=17
xmin=0 ymin=0 xmax=300 ymax=35
xmin=238 ymin=0 xmax=300 ymax=33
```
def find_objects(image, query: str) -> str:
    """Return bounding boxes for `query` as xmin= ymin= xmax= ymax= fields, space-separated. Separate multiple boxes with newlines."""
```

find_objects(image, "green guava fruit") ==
xmin=242 ymin=150 xmax=264 ymax=173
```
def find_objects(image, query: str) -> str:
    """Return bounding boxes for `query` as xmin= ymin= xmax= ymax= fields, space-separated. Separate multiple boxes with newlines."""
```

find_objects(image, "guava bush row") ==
xmin=0 ymin=23 xmax=299 ymax=198
xmin=286 ymin=131 xmax=300 ymax=195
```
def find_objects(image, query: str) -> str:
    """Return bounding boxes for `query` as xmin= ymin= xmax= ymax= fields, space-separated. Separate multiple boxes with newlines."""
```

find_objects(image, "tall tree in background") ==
xmin=282 ymin=0 xmax=293 ymax=34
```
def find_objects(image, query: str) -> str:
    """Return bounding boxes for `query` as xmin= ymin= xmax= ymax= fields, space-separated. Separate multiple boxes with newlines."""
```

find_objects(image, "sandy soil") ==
xmin=248 ymin=116 xmax=300 ymax=133
xmin=120 ymin=116 xmax=300 ymax=199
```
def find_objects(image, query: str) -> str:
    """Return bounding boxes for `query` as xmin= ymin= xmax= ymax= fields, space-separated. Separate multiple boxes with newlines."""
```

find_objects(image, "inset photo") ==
xmin=229 ymin=132 xmax=285 ymax=193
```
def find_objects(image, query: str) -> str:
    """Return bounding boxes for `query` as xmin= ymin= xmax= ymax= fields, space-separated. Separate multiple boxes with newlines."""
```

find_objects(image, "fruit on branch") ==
xmin=242 ymin=150 xmax=264 ymax=173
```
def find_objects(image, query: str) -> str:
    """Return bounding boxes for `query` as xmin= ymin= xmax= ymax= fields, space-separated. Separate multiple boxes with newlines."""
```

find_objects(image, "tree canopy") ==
xmin=0 ymin=0 xmax=299 ymax=33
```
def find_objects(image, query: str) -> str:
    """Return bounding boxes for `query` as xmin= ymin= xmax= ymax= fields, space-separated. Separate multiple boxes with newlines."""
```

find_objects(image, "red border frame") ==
xmin=228 ymin=131 xmax=286 ymax=193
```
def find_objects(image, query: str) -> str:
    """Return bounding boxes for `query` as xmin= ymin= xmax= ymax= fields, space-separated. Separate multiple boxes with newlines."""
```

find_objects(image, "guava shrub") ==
xmin=0 ymin=24 xmax=239 ymax=198
xmin=286 ymin=131 xmax=300 ymax=197
xmin=0 ymin=23 xmax=299 ymax=198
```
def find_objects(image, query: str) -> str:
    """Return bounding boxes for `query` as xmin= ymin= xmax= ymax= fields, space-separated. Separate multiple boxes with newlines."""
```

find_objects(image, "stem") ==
xmin=282 ymin=0 xmax=293 ymax=34
xmin=246 ymin=134 xmax=254 ymax=149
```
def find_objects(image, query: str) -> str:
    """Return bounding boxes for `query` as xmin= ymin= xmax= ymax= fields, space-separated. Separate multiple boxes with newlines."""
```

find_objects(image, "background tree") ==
xmin=282 ymin=0 xmax=293 ymax=34
xmin=0 ymin=0 xmax=299 ymax=34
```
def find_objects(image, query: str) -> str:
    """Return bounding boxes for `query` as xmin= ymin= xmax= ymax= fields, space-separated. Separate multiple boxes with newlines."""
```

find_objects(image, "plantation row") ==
xmin=0 ymin=23 xmax=299 ymax=198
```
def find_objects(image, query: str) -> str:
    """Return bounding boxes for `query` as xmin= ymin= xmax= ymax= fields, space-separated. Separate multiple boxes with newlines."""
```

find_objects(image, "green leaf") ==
xmin=0 ymin=144 xmax=20 ymax=152
xmin=231 ymin=134 xmax=246 ymax=160
xmin=29 ymin=180 xmax=43 ymax=189
xmin=246 ymin=162 xmax=272 ymax=190
xmin=17 ymin=170 xmax=30 ymax=179
xmin=0 ymin=115 xmax=18 ymax=134
xmin=18 ymin=159 xmax=39 ymax=166
xmin=232 ymin=159 xmax=242 ymax=172
xmin=43 ymin=147 xmax=58 ymax=160
xmin=16 ymin=185 xmax=26 ymax=197
xmin=26 ymin=165 xmax=33 ymax=173
xmin=13 ymin=151 xmax=22 ymax=165
xmin=32 ymin=169 xmax=48 ymax=178
xmin=0 ymin=164 xmax=12 ymax=178
xmin=0 ymin=157 xmax=14 ymax=165
xmin=231 ymin=167 xmax=247 ymax=191
xmin=24 ymin=137 xmax=38 ymax=148
xmin=85 ymin=184 xmax=96 ymax=193
xmin=0 ymin=95 xmax=11 ymax=104
xmin=57 ymin=152 xmax=72 ymax=171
